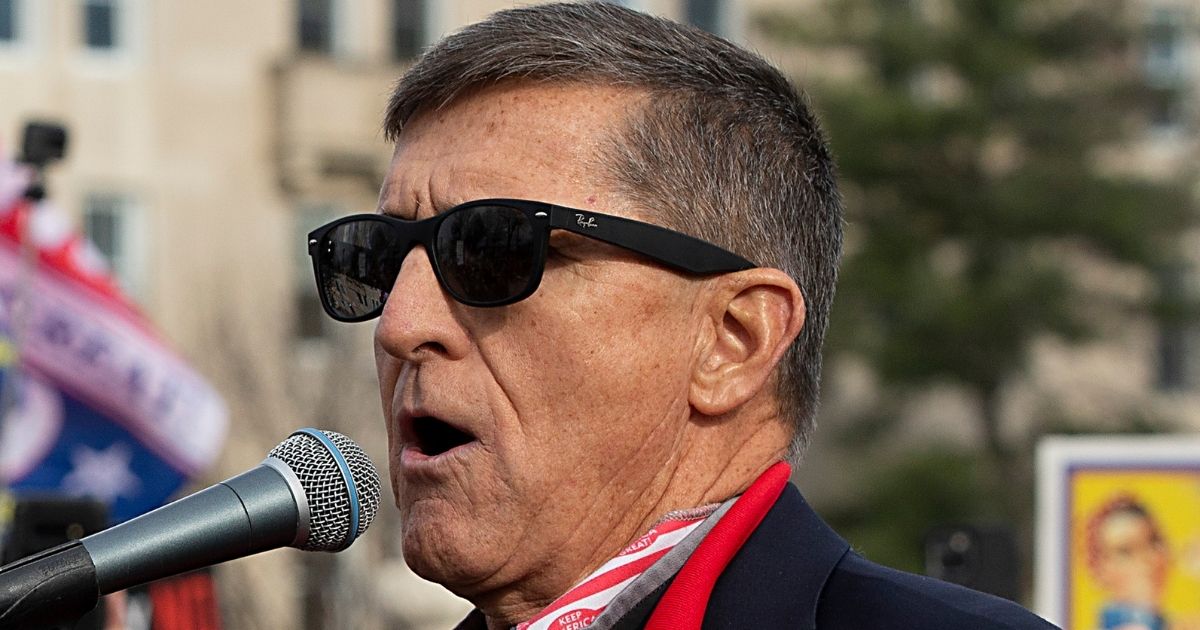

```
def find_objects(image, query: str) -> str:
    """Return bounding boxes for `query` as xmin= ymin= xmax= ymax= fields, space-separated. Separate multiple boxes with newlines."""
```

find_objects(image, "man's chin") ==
xmin=401 ymin=518 xmax=509 ymax=597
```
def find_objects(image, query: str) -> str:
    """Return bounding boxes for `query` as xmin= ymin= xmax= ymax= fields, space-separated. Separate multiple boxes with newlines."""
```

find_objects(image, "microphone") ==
xmin=0 ymin=428 xmax=382 ymax=629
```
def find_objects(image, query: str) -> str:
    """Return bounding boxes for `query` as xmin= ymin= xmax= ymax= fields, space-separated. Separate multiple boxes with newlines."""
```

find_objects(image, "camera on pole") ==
xmin=17 ymin=121 xmax=68 ymax=202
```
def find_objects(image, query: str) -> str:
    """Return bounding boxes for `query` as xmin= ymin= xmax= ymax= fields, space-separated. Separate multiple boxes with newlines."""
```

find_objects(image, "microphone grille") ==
xmin=268 ymin=429 xmax=382 ymax=551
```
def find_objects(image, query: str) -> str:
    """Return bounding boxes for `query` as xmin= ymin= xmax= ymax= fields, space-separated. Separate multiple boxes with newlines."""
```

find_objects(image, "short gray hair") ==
xmin=384 ymin=2 xmax=843 ymax=457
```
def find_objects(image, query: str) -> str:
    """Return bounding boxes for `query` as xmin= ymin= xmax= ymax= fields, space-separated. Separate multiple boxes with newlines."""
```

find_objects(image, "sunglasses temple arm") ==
xmin=548 ymin=208 xmax=755 ymax=274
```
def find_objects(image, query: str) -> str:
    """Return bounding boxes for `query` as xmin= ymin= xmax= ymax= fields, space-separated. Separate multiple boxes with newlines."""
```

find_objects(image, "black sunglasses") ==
xmin=307 ymin=198 xmax=755 ymax=321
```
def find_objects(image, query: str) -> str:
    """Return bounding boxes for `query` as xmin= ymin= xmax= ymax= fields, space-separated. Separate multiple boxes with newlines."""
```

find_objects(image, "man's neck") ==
xmin=472 ymin=411 xmax=793 ymax=628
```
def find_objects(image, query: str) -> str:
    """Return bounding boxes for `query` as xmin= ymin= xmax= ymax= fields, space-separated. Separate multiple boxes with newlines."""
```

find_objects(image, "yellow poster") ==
xmin=1037 ymin=437 xmax=1200 ymax=630
xmin=1070 ymin=469 xmax=1200 ymax=630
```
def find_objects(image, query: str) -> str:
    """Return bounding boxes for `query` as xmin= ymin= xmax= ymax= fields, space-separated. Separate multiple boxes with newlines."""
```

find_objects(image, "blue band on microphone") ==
xmin=298 ymin=428 xmax=360 ymax=546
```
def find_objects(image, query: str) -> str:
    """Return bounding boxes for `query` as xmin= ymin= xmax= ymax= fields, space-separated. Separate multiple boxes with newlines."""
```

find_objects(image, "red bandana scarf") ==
xmin=515 ymin=461 xmax=791 ymax=630
xmin=515 ymin=513 xmax=710 ymax=630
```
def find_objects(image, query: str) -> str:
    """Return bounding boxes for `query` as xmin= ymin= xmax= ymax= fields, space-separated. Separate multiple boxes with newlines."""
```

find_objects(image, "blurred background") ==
xmin=0 ymin=0 xmax=1197 ymax=628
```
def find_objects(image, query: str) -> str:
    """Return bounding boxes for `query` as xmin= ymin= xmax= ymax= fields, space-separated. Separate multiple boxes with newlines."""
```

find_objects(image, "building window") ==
xmin=392 ymin=0 xmax=425 ymax=60
xmin=1145 ymin=7 xmax=1190 ymax=130
xmin=1146 ymin=8 xmax=1187 ymax=83
xmin=82 ymin=0 xmax=120 ymax=50
xmin=0 ymin=0 xmax=36 ymax=53
xmin=1156 ymin=264 xmax=1194 ymax=390
xmin=685 ymin=0 xmax=724 ymax=34
xmin=298 ymin=0 xmax=334 ymax=54
xmin=0 ymin=0 xmax=18 ymax=44
xmin=82 ymin=193 xmax=143 ymax=298
xmin=1148 ymin=87 xmax=1184 ymax=129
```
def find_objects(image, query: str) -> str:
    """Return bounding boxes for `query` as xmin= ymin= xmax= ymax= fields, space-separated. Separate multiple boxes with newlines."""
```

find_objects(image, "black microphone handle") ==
xmin=0 ymin=540 xmax=97 ymax=628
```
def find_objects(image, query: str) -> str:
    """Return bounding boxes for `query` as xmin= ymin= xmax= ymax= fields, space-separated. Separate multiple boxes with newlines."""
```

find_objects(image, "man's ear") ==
xmin=690 ymin=269 xmax=805 ymax=416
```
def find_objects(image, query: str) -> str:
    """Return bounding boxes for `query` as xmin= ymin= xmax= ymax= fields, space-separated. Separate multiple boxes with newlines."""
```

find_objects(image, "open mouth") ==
xmin=410 ymin=416 xmax=476 ymax=457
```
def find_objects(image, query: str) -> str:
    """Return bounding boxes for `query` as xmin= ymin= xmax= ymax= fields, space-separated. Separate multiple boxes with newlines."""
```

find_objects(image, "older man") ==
xmin=307 ymin=3 xmax=1056 ymax=629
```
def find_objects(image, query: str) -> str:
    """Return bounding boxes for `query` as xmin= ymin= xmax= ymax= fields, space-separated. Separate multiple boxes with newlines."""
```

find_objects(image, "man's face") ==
xmin=374 ymin=83 xmax=703 ymax=598
xmin=1095 ymin=512 xmax=1169 ymax=605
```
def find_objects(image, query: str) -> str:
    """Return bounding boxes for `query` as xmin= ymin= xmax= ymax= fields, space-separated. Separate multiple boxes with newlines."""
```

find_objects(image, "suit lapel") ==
xmin=703 ymin=483 xmax=850 ymax=630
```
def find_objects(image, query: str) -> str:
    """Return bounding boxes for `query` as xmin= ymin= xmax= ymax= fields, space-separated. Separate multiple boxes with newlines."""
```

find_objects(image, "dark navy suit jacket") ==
xmin=611 ymin=483 xmax=1060 ymax=629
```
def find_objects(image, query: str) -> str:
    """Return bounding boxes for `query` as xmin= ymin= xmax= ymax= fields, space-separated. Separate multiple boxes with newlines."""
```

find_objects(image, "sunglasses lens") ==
xmin=316 ymin=219 xmax=403 ymax=320
xmin=435 ymin=205 xmax=538 ymax=305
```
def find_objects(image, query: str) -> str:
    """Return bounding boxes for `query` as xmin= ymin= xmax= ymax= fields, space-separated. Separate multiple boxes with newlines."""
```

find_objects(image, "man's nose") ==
xmin=374 ymin=245 xmax=468 ymax=362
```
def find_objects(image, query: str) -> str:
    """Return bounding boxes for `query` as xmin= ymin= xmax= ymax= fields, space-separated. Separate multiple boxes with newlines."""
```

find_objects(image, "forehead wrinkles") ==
xmin=399 ymin=83 xmax=645 ymax=202
xmin=376 ymin=171 xmax=415 ymax=216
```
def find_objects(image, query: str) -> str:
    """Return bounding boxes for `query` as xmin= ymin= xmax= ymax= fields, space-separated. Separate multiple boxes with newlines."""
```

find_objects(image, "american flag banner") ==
xmin=0 ymin=157 xmax=228 ymax=523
